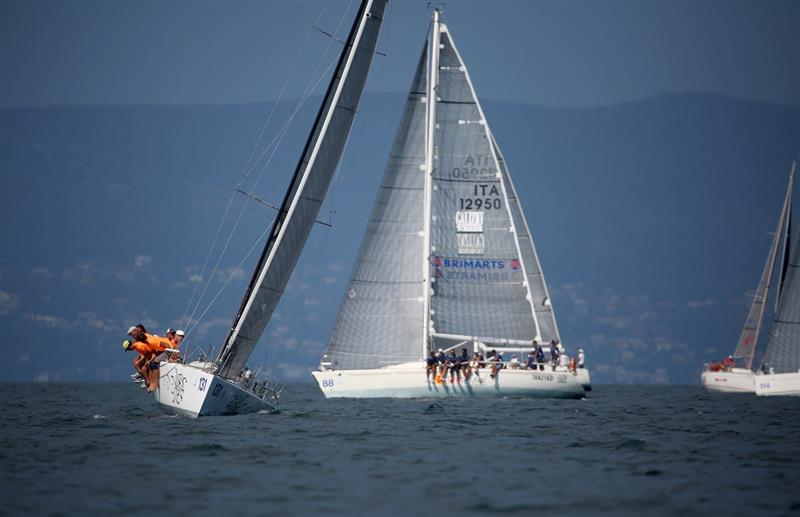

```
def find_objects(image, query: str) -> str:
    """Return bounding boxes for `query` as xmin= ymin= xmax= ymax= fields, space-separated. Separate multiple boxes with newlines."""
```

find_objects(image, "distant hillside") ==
xmin=1 ymin=93 xmax=799 ymax=384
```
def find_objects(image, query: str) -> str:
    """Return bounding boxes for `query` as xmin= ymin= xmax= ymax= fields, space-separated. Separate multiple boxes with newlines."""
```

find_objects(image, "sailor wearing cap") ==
xmin=123 ymin=324 xmax=171 ymax=392
xmin=168 ymin=330 xmax=186 ymax=362
xmin=577 ymin=348 xmax=586 ymax=369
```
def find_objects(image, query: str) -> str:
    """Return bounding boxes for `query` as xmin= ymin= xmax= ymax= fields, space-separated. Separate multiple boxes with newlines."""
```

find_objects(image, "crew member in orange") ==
xmin=127 ymin=324 xmax=171 ymax=392
xmin=123 ymin=330 xmax=156 ymax=388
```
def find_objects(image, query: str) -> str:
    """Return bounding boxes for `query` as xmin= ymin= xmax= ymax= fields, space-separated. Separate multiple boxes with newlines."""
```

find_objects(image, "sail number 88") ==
xmin=321 ymin=379 xmax=335 ymax=388
xmin=460 ymin=198 xmax=501 ymax=210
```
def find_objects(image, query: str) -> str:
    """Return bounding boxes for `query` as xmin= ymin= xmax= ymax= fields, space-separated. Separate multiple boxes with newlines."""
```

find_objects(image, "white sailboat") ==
xmin=702 ymin=160 xmax=797 ymax=394
xmin=756 ymin=161 xmax=800 ymax=396
xmin=312 ymin=10 xmax=588 ymax=399
xmin=151 ymin=0 xmax=387 ymax=416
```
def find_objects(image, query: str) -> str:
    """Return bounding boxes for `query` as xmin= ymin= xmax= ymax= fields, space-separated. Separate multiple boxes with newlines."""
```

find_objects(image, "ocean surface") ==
xmin=1 ymin=383 xmax=799 ymax=516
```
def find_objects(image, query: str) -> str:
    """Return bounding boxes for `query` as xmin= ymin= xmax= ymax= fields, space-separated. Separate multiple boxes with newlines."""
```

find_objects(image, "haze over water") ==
xmin=3 ymin=383 xmax=798 ymax=515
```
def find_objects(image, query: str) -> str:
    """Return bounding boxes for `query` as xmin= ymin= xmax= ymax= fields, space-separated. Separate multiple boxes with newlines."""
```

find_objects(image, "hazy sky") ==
xmin=1 ymin=0 xmax=798 ymax=108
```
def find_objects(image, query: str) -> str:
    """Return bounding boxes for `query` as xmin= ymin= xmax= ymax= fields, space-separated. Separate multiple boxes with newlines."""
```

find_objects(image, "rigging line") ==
xmin=239 ymin=0 xmax=354 ymax=182
xmin=240 ymin=0 xmax=334 ymax=179
xmin=263 ymin=217 xmax=326 ymax=369
xmin=180 ymin=189 xmax=237 ymax=329
xmin=184 ymin=219 xmax=276 ymax=339
xmin=186 ymin=27 xmax=344 ymax=328
xmin=350 ymin=0 xmax=392 ymax=142
xmin=183 ymin=1 xmax=336 ymax=328
xmin=187 ymin=2 xmax=354 ymax=330
xmin=187 ymin=54 xmax=340 ymax=328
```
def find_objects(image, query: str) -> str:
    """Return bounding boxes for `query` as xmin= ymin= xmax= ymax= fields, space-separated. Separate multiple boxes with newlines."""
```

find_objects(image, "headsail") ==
xmin=733 ymin=162 xmax=795 ymax=368
xmin=217 ymin=0 xmax=387 ymax=378
xmin=428 ymin=22 xmax=541 ymax=345
xmin=761 ymin=160 xmax=800 ymax=374
xmin=493 ymin=136 xmax=561 ymax=345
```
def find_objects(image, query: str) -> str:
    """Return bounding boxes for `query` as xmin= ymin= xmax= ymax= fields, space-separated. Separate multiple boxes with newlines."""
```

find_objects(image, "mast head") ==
xmin=427 ymin=2 xmax=444 ymax=19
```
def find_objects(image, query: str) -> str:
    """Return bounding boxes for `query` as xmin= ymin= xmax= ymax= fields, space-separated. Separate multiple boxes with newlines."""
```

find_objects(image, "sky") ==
xmin=1 ymin=0 xmax=798 ymax=108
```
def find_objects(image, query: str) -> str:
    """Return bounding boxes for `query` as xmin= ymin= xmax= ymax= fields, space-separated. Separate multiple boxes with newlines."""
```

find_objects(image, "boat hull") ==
xmin=154 ymin=362 xmax=276 ymax=417
xmin=574 ymin=368 xmax=591 ymax=391
xmin=701 ymin=368 xmax=755 ymax=393
xmin=754 ymin=371 xmax=800 ymax=396
xmin=312 ymin=363 xmax=586 ymax=399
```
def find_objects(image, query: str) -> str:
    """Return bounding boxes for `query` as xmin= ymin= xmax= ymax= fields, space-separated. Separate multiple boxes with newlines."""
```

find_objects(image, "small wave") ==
xmin=613 ymin=438 xmax=647 ymax=451
xmin=423 ymin=404 xmax=444 ymax=414
xmin=92 ymin=414 xmax=109 ymax=419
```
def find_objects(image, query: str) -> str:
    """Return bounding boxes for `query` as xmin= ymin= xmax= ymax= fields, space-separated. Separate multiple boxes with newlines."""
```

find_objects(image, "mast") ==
xmin=421 ymin=9 xmax=441 ymax=359
xmin=216 ymin=0 xmax=387 ymax=378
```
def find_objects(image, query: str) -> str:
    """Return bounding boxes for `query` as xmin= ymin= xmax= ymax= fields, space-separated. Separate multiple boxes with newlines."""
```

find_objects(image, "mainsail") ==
xmin=322 ymin=12 xmax=557 ymax=370
xmin=323 ymin=44 xmax=429 ymax=370
xmin=733 ymin=164 xmax=794 ymax=368
xmin=761 ymin=160 xmax=800 ymax=374
xmin=217 ymin=0 xmax=387 ymax=378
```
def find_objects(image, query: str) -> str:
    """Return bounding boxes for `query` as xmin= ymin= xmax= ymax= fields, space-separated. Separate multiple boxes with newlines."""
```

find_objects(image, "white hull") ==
xmin=154 ymin=362 xmax=276 ymax=417
xmin=701 ymin=368 xmax=755 ymax=393
xmin=575 ymin=368 xmax=591 ymax=391
xmin=755 ymin=371 xmax=800 ymax=396
xmin=312 ymin=362 xmax=586 ymax=399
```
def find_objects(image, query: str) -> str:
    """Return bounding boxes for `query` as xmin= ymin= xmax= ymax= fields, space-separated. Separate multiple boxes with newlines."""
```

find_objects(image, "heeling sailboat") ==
xmin=702 ymin=161 xmax=795 ymax=393
xmin=756 ymin=161 xmax=800 ymax=396
xmin=312 ymin=10 xmax=587 ymax=399
xmin=152 ymin=0 xmax=387 ymax=417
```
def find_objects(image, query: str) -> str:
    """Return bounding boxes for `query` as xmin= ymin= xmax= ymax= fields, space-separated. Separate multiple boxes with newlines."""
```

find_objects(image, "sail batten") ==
xmin=217 ymin=0 xmax=387 ymax=379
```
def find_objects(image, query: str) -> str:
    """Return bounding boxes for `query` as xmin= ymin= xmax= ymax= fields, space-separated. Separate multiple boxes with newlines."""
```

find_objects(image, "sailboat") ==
xmin=756 ymin=161 xmax=800 ymax=396
xmin=151 ymin=0 xmax=387 ymax=417
xmin=312 ymin=10 xmax=588 ymax=399
xmin=702 ymin=160 xmax=797 ymax=394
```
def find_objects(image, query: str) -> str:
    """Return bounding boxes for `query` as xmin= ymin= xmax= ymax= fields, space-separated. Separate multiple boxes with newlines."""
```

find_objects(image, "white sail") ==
xmin=733 ymin=164 xmax=794 ymax=368
xmin=762 ymin=161 xmax=800 ymax=374
xmin=217 ymin=0 xmax=387 ymax=379
xmin=492 ymin=136 xmax=561 ymax=344
xmin=321 ymin=13 xmax=567 ymax=370
xmin=428 ymin=24 xmax=540 ymax=344
xmin=322 ymin=43 xmax=429 ymax=370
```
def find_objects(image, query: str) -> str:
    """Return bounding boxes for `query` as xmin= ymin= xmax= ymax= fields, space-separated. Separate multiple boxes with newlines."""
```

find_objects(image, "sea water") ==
xmin=1 ymin=383 xmax=798 ymax=515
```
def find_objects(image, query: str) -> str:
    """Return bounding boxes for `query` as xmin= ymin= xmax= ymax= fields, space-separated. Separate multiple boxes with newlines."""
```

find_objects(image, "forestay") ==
xmin=217 ymin=0 xmax=387 ymax=379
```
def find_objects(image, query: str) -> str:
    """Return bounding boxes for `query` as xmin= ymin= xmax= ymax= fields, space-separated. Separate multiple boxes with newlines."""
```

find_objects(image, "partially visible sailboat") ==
xmin=312 ymin=9 xmax=587 ymax=399
xmin=702 ymin=160 xmax=796 ymax=394
xmin=756 ymin=160 xmax=800 ymax=396
xmin=152 ymin=0 xmax=387 ymax=416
